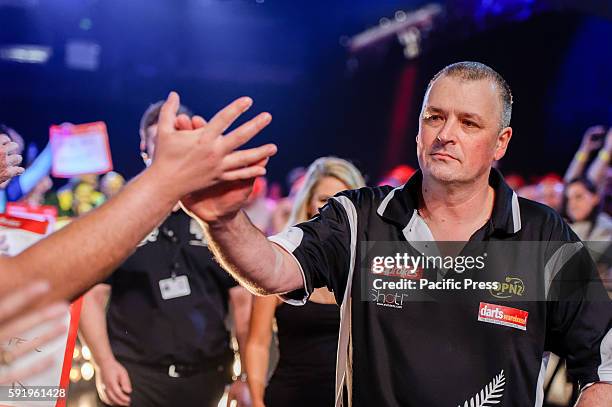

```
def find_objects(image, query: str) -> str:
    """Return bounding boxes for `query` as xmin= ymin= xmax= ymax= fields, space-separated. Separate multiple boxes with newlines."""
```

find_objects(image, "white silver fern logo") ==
xmin=458 ymin=369 xmax=505 ymax=407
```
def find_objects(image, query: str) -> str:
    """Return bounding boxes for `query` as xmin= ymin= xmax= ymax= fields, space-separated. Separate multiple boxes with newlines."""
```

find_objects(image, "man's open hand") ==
xmin=169 ymin=99 xmax=273 ymax=224
xmin=150 ymin=92 xmax=276 ymax=200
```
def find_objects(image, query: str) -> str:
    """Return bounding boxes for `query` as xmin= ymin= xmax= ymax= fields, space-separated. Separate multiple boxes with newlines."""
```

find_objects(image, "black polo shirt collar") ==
xmin=376 ymin=168 xmax=522 ymax=237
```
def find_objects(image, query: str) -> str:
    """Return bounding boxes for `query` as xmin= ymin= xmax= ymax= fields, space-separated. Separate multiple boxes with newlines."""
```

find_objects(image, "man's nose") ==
xmin=436 ymin=118 xmax=458 ymax=144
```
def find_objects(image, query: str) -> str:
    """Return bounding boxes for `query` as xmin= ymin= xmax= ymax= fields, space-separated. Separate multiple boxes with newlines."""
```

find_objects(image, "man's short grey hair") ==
xmin=427 ymin=61 xmax=513 ymax=130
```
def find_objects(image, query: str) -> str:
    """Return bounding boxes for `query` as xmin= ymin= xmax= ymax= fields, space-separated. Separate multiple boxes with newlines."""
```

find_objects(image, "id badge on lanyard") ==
xmin=158 ymin=224 xmax=191 ymax=300
xmin=159 ymin=274 xmax=191 ymax=300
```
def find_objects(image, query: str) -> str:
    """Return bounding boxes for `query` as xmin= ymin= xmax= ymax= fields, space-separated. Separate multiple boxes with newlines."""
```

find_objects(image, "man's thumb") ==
xmin=119 ymin=370 xmax=132 ymax=393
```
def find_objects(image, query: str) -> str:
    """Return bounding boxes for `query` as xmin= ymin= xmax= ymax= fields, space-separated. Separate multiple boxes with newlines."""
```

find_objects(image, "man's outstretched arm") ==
xmin=0 ymin=91 xmax=276 ymax=303
xmin=0 ymin=168 xmax=177 ymax=302
xmin=174 ymin=110 xmax=304 ymax=297
xmin=577 ymin=383 xmax=612 ymax=407
xmin=187 ymin=188 xmax=352 ymax=303
xmin=203 ymin=209 xmax=304 ymax=296
xmin=183 ymin=152 xmax=352 ymax=302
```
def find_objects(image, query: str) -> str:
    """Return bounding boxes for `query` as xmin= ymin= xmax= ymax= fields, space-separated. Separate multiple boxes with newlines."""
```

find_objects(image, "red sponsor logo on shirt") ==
xmin=478 ymin=302 xmax=528 ymax=331
xmin=371 ymin=264 xmax=423 ymax=280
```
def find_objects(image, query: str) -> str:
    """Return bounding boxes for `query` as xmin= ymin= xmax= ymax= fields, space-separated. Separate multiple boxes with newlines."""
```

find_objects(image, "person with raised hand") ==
xmin=564 ymin=125 xmax=606 ymax=184
xmin=0 ymin=91 xmax=276 ymax=303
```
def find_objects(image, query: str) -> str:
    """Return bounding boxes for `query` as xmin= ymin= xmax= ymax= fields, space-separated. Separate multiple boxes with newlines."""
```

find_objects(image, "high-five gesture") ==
xmin=150 ymin=92 xmax=276 ymax=199
xmin=168 ymin=97 xmax=272 ymax=224
xmin=171 ymin=123 xmax=254 ymax=226
xmin=0 ymin=92 xmax=277 ymax=305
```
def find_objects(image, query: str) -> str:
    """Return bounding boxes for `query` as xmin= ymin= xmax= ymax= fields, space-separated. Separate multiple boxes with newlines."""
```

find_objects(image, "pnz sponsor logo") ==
xmin=478 ymin=302 xmax=528 ymax=331
xmin=489 ymin=276 xmax=525 ymax=299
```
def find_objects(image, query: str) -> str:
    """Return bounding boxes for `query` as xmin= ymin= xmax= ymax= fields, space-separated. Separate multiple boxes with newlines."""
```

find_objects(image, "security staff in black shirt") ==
xmin=79 ymin=101 xmax=252 ymax=407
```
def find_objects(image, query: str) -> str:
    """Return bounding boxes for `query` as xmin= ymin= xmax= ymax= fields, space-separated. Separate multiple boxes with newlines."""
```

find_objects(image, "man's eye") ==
xmin=425 ymin=114 xmax=442 ymax=122
xmin=463 ymin=120 xmax=478 ymax=128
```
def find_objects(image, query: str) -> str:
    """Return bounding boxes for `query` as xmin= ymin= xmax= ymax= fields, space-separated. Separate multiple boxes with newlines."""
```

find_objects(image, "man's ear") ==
xmin=494 ymin=127 xmax=513 ymax=161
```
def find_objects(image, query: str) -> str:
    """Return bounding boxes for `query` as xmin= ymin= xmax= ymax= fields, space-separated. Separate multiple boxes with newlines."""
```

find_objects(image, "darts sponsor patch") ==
xmin=478 ymin=302 xmax=528 ymax=331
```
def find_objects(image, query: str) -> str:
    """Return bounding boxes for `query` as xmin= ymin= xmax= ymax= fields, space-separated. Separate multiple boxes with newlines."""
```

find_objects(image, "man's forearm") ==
xmin=79 ymin=288 xmax=116 ymax=366
xmin=576 ymin=383 xmax=612 ymax=406
xmin=0 ymin=167 xmax=176 ymax=302
xmin=204 ymin=210 xmax=302 ymax=295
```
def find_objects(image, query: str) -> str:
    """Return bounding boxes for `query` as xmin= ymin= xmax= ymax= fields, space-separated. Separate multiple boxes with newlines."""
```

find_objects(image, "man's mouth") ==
xmin=430 ymin=152 xmax=457 ymax=161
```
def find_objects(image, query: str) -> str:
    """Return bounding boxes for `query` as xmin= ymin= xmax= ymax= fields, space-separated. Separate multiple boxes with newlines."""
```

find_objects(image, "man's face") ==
xmin=416 ymin=75 xmax=511 ymax=184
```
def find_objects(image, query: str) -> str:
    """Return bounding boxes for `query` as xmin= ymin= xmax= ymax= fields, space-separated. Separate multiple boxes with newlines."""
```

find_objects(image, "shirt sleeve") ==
xmin=210 ymin=262 xmax=239 ymax=290
xmin=268 ymin=196 xmax=353 ymax=306
xmin=545 ymin=236 xmax=612 ymax=387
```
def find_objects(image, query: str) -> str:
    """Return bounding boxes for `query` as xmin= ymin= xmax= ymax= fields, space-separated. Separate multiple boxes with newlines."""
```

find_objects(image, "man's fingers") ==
xmin=206 ymin=97 xmax=253 ymax=136
xmin=221 ymin=144 xmax=277 ymax=171
xmin=119 ymin=369 xmax=132 ymax=393
xmin=5 ymin=166 xmax=25 ymax=178
xmin=192 ymin=115 xmax=207 ymax=129
xmin=0 ymin=281 xmax=50 ymax=322
xmin=220 ymin=166 xmax=267 ymax=182
xmin=222 ymin=112 xmax=272 ymax=153
xmin=105 ymin=385 xmax=125 ymax=406
xmin=6 ymin=153 xmax=22 ymax=167
xmin=9 ymin=322 xmax=67 ymax=360
xmin=0 ymin=355 xmax=55 ymax=384
xmin=0 ymin=301 xmax=68 ymax=342
xmin=255 ymin=157 xmax=270 ymax=168
xmin=157 ymin=91 xmax=181 ymax=136
xmin=1 ymin=142 xmax=20 ymax=155
xmin=176 ymin=114 xmax=193 ymax=131
xmin=109 ymin=378 xmax=130 ymax=406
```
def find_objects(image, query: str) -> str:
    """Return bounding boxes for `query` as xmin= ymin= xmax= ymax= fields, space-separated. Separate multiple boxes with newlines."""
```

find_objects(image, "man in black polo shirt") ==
xmin=79 ymin=101 xmax=252 ymax=407
xmin=182 ymin=62 xmax=611 ymax=406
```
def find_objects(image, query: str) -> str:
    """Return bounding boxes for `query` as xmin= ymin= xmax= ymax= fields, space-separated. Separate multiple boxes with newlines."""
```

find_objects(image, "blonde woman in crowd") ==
xmin=244 ymin=157 xmax=365 ymax=407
